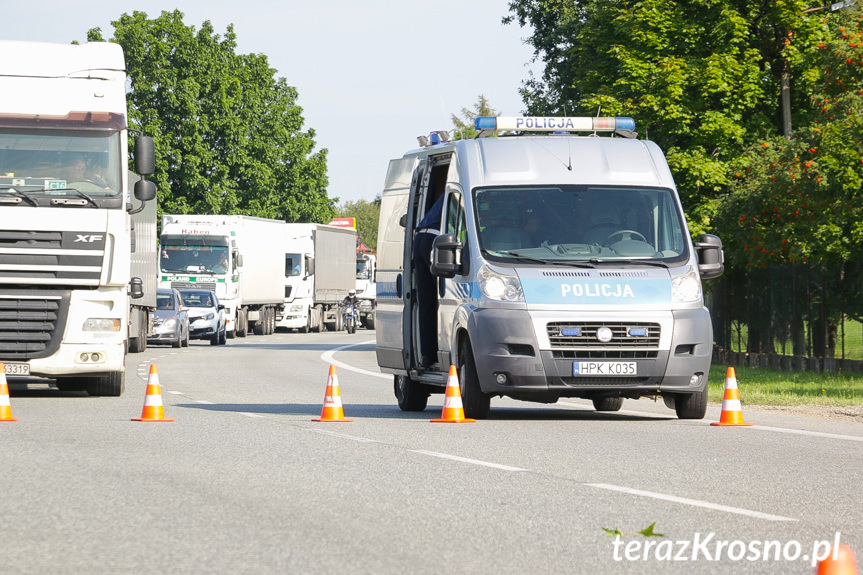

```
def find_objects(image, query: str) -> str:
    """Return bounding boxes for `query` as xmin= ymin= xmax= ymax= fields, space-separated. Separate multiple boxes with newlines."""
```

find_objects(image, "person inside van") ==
xmin=412 ymin=192 xmax=444 ymax=368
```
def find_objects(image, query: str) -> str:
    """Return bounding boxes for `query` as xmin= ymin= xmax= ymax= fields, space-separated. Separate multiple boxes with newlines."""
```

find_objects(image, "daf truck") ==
xmin=277 ymin=223 xmax=357 ymax=332
xmin=159 ymin=215 xmax=285 ymax=337
xmin=376 ymin=116 xmax=724 ymax=419
xmin=0 ymin=41 xmax=157 ymax=396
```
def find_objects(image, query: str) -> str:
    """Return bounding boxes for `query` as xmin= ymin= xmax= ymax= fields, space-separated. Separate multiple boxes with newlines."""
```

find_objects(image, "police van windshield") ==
xmin=475 ymin=185 xmax=689 ymax=263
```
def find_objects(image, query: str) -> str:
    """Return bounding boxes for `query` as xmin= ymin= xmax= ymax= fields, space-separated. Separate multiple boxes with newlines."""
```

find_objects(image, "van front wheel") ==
xmin=459 ymin=339 xmax=490 ymax=419
xmin=674 ymin=390 xmax=707 ymax=419
xmin=394 ymin=375 xmax=428 ymax=411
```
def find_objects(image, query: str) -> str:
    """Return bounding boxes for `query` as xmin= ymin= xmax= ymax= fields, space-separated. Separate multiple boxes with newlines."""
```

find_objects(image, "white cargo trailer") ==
xmin=159 ymin=215 xmax=285 ymax=337
xmin=277 ymin=223 xmax=357 ymax=332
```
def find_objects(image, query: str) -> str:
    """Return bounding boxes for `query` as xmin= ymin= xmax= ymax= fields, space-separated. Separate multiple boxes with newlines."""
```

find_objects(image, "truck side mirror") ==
xmin=130 ymin=276 xmax=144 ymax=299
xmin=430 ymin=233 xmax=464 ymax=278
xmin=134 ymin=178 xmax=156 ymax=202
xmin=134 ymin=135 xmax=155 ymax=176
xmin=695 ymin=233 xmax=724 ymax=280
xmin=398 ymin=213 xmax=407 ymax=228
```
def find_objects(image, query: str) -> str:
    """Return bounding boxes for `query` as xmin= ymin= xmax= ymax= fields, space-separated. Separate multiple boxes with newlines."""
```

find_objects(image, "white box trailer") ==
xmin=277 ymin=223 xmax=356 ymax=332
xmin=159 ymin=215 xmax=285 ymax=337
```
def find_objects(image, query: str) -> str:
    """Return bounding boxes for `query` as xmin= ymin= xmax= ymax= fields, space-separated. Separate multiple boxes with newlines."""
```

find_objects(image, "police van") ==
xmin=375 ymin=116 xmax=724 ymax=419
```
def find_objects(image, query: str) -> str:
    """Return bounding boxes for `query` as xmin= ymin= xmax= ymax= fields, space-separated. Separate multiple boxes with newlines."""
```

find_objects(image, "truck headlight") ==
xmin=82 ymin=318 xmax=122 ymax=332
xmin=478 ymin=265 xmax=523 ymax=302
xmin=671 ymin=268 xmax=702 ymax=303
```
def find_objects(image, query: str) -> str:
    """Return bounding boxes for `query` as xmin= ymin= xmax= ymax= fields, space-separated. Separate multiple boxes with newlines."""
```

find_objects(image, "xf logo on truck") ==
xmin=75 ymin=234 xmax=104 ymax=243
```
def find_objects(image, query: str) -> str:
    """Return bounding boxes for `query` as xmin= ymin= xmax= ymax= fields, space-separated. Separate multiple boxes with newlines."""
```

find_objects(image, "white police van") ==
xmin=375 ymin=116 xmax=724 ymax=419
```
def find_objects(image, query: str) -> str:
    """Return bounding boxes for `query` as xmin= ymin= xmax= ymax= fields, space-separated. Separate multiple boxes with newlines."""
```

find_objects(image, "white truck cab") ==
xmin=375 ymin=116 xmax=723 ymax=419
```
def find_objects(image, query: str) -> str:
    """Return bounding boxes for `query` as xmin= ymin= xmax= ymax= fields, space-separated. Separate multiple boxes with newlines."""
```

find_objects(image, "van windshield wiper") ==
xmin=483 ymin=249 xmax=595 ymax=267
xmin=0 ymin=186 xmax=39 ymax=206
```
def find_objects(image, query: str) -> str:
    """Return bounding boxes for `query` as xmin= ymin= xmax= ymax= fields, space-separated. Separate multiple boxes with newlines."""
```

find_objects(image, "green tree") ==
xmin=88 ymin=10 xmax=334 ymax=223
xmin=504 ymin=0 xmax=824 ymax=234
xmin=451 ymin=95 xmax=499 ymax=139
xmin=336 ymin=196 xmax=381 ymax=252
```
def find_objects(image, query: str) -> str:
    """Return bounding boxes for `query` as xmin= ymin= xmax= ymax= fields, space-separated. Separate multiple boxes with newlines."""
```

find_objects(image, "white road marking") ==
xmin=307 ymin=429 xmax=380 ymax=443
xmin=585 ymin=483 xmax=797 ymax=522
xmin=751 ymin=424 xmax=863 ymax=443
xmin=411 ymin=449 xmax=527 ymax=472
xmin=320 ymin=339 xmax=391 ymax=380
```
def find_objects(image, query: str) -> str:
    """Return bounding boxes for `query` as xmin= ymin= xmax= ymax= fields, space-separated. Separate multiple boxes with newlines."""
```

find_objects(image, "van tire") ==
xmin=592 ymin=396 xmax=624 ymax=412
xmin=459 ymin=338 xmax=490 ymax=419
xmin=394 ymin=375 xmax=428 ymax=411
xmin=674 ymin=390 xmax=707 ymax=419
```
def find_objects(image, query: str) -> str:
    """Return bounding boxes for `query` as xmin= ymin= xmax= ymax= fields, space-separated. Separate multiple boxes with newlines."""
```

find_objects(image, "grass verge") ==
xmin=708 ymin=364 xmax=863 ymax=406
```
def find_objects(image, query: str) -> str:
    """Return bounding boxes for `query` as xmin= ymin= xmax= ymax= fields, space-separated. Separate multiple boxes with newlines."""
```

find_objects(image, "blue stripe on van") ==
xmin=520 ymin=277 xmax=671 ymax=305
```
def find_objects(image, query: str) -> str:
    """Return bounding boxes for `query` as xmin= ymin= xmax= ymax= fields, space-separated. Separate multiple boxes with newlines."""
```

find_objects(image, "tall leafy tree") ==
xmin=335 ymin=197 xmax=381 ymax=252
xmin=88 ymin=10 xmax=334 ymax=223
xmin=451 ymin=95 xmax=499 ymax=139
xmin=504 ymin=0 xmax=824 ymax=234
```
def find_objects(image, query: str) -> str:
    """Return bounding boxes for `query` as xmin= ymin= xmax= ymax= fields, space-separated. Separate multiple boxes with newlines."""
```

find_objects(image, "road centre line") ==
xmin=751 ymin=424 xmax=863 ymax=443
xmin=307 ymin=429 xmax=381 ymax=443
xmin=585 ymin=483 xmax=797 ymax=522
xmin=411 ymin=449 xmax=528 ymax=472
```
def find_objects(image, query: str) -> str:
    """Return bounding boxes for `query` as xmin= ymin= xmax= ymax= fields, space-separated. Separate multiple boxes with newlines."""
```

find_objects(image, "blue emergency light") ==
xmin=474 ymin=116 xmax=636 ymax=133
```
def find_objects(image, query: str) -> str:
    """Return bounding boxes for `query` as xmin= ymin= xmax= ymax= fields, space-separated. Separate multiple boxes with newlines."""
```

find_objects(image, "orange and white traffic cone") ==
xmin=132 ymin=364 xmax=174 ymax=422
xmin=312 ymin=365 xmax=353 ymax=422
xmin=431 ymin=365 xmax=475 ymax=423
xmin=816 ymin=544 xmax=858 ymax=575
xmin=711 ymin=366 xmax=752 ymax=427
xmin=0 ymin=363 xmax=18 ymax=422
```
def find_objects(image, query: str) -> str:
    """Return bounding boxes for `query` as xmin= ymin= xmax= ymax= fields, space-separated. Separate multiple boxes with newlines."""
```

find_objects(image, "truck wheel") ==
xmin=592 ymin=396 xmax=624 ymax=412
xmin=458 ymin=338 xmax=491 ymax=419
xmin=364 ymin=314 xmax=375 ymax=330
xmin=237 ymin=310 xmax=248 ymax=337
xmin=85 ymin=372 xmax=124 ymax=397
xmin=394 ymin=375 xmax=429 ymax=411
xmin=674 ymin=390 xmax=707 ymax=420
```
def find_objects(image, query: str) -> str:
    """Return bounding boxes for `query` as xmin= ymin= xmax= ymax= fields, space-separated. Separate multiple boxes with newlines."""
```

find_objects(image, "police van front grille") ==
xmin=547 ymin=322 xmax=660 ymax=349
xmin=0 ymin=294 xmax=68 ymax=358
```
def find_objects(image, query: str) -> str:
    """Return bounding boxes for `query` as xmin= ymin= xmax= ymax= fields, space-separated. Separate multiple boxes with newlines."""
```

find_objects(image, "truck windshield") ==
xmin=161 ymin=244 xmax=230 ymax=274
xmin=356 ymin=260 xmax=370 ymax=280
xmin=0 ymin=128 xmax=122 ymax=198
xmin=474 ymin=185 xmax=689 ymax=263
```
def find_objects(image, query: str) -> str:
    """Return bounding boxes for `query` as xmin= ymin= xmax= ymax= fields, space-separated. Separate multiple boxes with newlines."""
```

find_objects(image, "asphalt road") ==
xmin=3 ymin=329 xmax=861 ymax=574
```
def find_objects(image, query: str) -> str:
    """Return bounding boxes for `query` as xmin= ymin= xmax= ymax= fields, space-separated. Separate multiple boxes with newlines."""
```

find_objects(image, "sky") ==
xmin=5 ymin=1 xmax=540 ymax=205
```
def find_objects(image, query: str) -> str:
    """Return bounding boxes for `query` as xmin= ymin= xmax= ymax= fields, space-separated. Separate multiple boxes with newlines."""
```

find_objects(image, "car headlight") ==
xmin=478 ymin=265 xmax=523 ymax=302
xmin=203 ymin=313 xmax=214 ymax=320
xmin=671 ymin=267 xmax=702 ymax=303
xmin=163 ymin=317 xmax=178 ymax=329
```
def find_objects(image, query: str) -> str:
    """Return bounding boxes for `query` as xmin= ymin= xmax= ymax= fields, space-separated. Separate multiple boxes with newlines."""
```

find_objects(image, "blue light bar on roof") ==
xmin=474 ymin=116 xmax=636 ymax=132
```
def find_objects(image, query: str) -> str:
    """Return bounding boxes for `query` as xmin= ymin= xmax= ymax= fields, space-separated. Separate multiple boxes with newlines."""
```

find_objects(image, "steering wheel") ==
xmin=604 ymin=230 xmax=648 ymax=245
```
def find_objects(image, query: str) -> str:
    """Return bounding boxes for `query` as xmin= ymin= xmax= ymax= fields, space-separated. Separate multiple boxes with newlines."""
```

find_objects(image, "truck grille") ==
xmin=171 ymin=281 xmax=217 ymax=291
xmin=0 ymin=293 xmax=69 ymax=358
xmin=547 ymin=321 xmax=660 ymax=349
xmin=0 ymin=230 xmax=105 ymax=286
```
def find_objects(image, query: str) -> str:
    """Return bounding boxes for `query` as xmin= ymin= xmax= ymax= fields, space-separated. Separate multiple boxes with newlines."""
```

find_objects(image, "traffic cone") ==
xmin=0 ymin=363 xmax=18 ymax=422
xmin=312 ymin=365 xmax=353 ymax=422
xmin=431 ymin=365 xmax=475 ymax=423
xmin=817 ymin=544 xmax=858 ymax=575
xmin=132 ymin=364 xmax=174 ymax=422
xmin=711 ymin=366 xmax=752 ymax=427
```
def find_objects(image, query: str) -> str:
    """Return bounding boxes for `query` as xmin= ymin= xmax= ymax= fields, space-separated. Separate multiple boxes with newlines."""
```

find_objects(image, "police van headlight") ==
xmin=478 ymin=265 xmax=523 ymax=302
xmin=671 ymin=268 xmax=702 ymax=303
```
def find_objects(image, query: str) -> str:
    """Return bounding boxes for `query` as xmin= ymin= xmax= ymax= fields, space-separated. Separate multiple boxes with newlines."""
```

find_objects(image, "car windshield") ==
xmin=0 ymin=127 xmax=122 ymax=199
xmin=181 ymin=292 xmax=214 ymax=307
xmin=474 ymin=185 xmax=689 ymax=263
xmin=156 ymin=293 xmax=175 ymax=310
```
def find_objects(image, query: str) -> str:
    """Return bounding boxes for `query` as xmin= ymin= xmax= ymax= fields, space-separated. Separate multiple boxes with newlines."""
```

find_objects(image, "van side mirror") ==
xmin=399 ymin=214 xmax=407 ymax=228
xmin=430 ymin=233 xmax=464 ymax=278
xmin=695 ymin=233 xmax=724 ymax=280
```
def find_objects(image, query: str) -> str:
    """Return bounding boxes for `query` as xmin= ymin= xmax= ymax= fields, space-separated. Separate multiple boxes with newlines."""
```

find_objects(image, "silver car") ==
xmin=148 ymin=288 xmax=190 ymax=348
xmin=179 ymin=289 xmax=227 ymax=345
